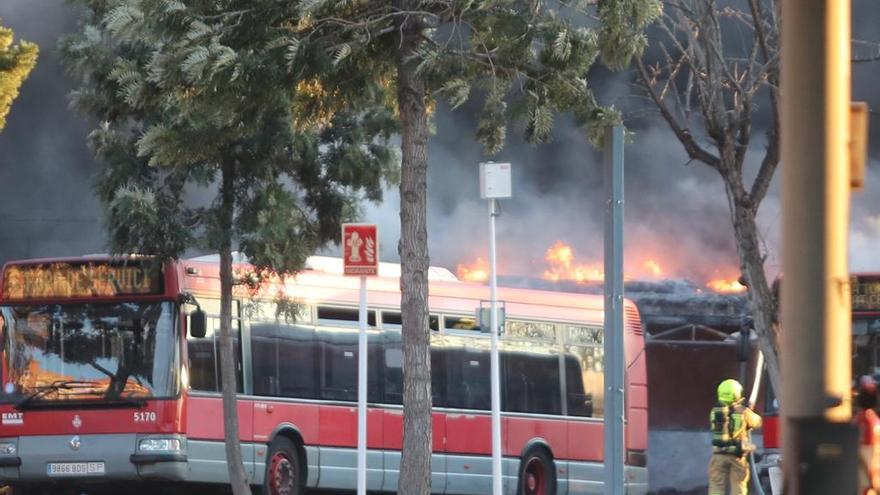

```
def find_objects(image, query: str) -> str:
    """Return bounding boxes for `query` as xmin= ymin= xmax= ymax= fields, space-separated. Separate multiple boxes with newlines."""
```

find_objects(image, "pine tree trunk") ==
xmin=219 ymin=158 xmax=251 ymax=495
xmin=731 ymin=198 xmax=782 ymax=400
xmin=396 ymin=4 xmax=432 ymax=493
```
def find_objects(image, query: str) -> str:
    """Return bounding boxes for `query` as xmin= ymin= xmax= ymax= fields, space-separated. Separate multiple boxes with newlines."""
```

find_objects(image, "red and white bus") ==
xmin=0 ymin=254 xmax=648 ymax=494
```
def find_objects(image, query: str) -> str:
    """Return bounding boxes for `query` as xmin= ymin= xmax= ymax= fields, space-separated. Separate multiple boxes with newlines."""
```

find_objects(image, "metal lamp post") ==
xmin=480 ymin=161 xmax=511 ymax=495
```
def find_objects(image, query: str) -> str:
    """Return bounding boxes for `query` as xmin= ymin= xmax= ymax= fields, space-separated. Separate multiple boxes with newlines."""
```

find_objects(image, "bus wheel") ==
xmin=517 ymin=449 xmax=556 ymax=495
xmin=263 ymin=437 xmax=304 ymax=495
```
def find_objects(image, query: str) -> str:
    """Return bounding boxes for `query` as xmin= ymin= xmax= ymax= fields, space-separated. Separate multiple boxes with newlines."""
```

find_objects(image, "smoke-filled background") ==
xmin=1 ymin=1 xmax=879 ymax=289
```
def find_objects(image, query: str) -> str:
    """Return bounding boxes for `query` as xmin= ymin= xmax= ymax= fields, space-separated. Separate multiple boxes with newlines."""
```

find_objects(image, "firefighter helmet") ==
xmin=717 ymin=379 xmax=744 ymax=405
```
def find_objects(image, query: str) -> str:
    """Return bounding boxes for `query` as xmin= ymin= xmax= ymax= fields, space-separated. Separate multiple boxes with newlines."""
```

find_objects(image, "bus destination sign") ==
xmin=2 ymin=262 xmax=163 ymax=300
xmin=852 ymin=275 xmax=880 ymax=313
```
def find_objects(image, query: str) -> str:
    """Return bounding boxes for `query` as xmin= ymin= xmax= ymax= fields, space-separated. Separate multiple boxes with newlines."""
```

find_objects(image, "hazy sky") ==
xmin=1 ymin=1 xmax=878 ymax=287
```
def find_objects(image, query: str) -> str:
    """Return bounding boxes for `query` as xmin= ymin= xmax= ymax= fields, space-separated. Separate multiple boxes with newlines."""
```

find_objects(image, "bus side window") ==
xmin=503 ymin=352 xmax=562 ymax=415
xmin=445 ymin=347 xmax=490 ymax=410
xmin=431 ymin=347 xmax=447 ymax=407
xmin=320 ymin=329 xmax=357 ymax=401
xmin=565 ymin=347 xmax=602 ymax=418
xmin=383 ymin=332 xmax=403 ymax=405
xmin=187 ymin=312 xmax=243 ymax=393
xmin=187 ymin=322 xmax=218 ymax=392
xmin=565 ymin=354 xmax=592 ymax=417
xmin=317 ymin=328 xmax=382 ymax=403
xmin=367 ymin=333 xmax=383 ymax=403
xmin=251 ymin=323 xmax=321 ymax=400
xmin=278 ymin=325 xmax=319 ymax=399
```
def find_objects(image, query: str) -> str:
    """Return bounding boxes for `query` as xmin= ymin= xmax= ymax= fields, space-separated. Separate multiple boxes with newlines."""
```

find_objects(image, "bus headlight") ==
xmin=0 ymin=442 xmax=16 ymax=455
xmin=138 ymin=438 xmax=182 ymax=452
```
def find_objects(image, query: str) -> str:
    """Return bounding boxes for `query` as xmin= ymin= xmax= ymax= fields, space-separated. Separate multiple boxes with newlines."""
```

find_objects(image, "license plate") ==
xmin=47 ymin=462 xmax=105 ymax=476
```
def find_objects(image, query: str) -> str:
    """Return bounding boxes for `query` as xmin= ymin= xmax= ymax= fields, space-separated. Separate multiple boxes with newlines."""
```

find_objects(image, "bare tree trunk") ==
xmin=219 ymin=158 xmax=251 ymax=495
xmin=635 ymin=0 xmax=784 ymax=400
xmin=730 ymin=197 xmax=782 ymax=397
xmin=396 ymin=3 xmax=432 ymax=493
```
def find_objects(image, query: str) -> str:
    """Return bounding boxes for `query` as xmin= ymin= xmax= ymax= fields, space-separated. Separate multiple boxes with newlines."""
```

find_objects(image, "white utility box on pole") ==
xmin=480 ymin=161 xmax=511 ymax=495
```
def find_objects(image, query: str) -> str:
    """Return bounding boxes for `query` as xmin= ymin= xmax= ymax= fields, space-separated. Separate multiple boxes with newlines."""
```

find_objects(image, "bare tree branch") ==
xmin=635 ymin=57 xmax=721 ymax=168
xmin=747 ymin=0 xmax=780 ymax=205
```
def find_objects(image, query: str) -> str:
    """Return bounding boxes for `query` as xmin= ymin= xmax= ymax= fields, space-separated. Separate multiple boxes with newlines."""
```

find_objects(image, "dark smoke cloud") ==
xmin=0 ymin=1 xmax=104 ymax=262
xmin=0 ymin=1 xmax=878 ymax=285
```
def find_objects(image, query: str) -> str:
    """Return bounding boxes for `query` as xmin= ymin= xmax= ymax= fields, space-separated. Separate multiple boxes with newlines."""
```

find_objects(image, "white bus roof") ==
xmin=186 ymin=254 xmax=459 ymax=282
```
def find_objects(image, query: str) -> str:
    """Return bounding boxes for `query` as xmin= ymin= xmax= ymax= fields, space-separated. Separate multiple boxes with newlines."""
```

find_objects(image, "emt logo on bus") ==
xmin=852 ymin=275 xmax=880 ymax=313
xmin=342 ymin=224 xmax=378 ymax=276
xmin=1 ymin=261 xmax=163 ymax=299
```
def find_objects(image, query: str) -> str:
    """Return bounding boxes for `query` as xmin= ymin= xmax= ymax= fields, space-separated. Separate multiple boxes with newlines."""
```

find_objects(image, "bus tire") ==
xmin=262 ymin=436 xmax=305 ymax=495
xmin=517 ymin=448 xmax=556 ymax=495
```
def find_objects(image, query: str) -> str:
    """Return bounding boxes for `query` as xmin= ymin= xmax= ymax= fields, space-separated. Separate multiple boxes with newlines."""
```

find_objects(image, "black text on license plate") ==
xmin=47 ymin=462 xmax=105 ymax=476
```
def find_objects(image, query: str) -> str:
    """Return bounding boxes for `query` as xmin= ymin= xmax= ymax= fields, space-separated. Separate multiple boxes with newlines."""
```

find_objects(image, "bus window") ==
xmin=383 ymin=336 xmax=448 ymax=407
xmin=444 ymin=315 xmax=479 ymax=332
xmin=187 ymin=314 xmax=242 ymax=393
xmin=444 ymin=347 xmax=490 ymax=410
xmin=320 ymin=329 xmax=357 ymax=401
xmin=243 ymin=301 xmax=311 ymax=323
xmin=564 ymin=354 xmax=593 ymax=417
xmin=279 ymin=325 xmax=320 ymax=398
xmin=564 ymin=345 xmax=603 ymax=418
xmin=250 ymin=323 xmax=319 ymax=399
xmin=381 ymin=311 xmax=439 ymax=331
xmin=503 ymin=351 xmax=562 ymax=415
xmin=565 ymin=325 xmax=604 ymax=418
xmin=383 ymin=332 xmax=403 ymax=404
xmin=431 ymin=346 xmax=448 ymax=407
xmin=317 ymin=306 xmax=376 ymax=327
xmin=318 ymin=328 xmax=382 ymax=402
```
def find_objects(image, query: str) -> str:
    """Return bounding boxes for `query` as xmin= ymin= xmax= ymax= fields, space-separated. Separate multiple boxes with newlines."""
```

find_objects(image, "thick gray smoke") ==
xmin=0 ymin=1 xmax=878 ymax=286
xmin=0 ymin=2 xmax=103 ymax=262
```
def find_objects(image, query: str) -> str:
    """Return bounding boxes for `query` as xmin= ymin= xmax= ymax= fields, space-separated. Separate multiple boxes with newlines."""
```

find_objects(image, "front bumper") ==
xmin=0 ymin=434 xmax=187 ymax=483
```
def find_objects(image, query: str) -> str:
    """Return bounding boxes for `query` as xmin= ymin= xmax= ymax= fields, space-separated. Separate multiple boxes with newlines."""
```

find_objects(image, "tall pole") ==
xmin=489 ymin=197 xmax=503 ymax=495
xmin=603 ymin=125 xmax=625 ymax=495
xmin=357 ymin=275 xmax=368 ymax=495
xmin=781 ymin=1 xmax=855 ymax=493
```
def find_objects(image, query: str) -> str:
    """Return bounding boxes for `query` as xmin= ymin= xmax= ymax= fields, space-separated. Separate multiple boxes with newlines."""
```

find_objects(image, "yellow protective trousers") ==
xmin=708 ymin=453 xmax=750 ymax=495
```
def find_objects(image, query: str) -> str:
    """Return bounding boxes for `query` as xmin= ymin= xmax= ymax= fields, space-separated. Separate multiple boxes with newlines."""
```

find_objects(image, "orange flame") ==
xmin=542 ymin=241 xmax=604 ymax=283
xmin=455 ymin=240 xmax=747 ymax=290
xmin=457 ymin=258 xmax=489 ymax=282
xmin=643 ymin=259 xmax=663 ymax=278
xmin=707 ymin=278 xmax=747 ymax=293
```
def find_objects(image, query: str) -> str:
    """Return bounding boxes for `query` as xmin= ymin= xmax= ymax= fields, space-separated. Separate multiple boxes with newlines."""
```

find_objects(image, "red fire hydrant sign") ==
xmin=342 ymin=224 xmax=379 ymax=276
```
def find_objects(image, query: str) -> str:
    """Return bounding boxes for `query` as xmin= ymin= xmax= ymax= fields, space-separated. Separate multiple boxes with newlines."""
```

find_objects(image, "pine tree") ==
xmin=290 ymin=1 xmax=660 ymax=492
xmin=62 ymin=2 xmax=397 ymax=494
xmin=0 ymin=18 xmax=38 ymax=132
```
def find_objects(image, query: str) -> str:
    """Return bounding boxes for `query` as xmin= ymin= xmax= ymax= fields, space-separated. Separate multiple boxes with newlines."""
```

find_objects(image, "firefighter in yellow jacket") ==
xmin=709 ymin=378 xmax=762 ymax=495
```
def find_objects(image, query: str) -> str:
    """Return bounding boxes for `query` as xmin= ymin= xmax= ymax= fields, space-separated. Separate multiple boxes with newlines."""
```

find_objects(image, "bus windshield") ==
xmin=0 ymin=301 xmax=178 ymax=406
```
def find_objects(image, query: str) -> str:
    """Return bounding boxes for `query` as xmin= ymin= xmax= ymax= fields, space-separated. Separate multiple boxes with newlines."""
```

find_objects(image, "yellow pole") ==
xmin=781 ymin=0 xmax=853 ymax=492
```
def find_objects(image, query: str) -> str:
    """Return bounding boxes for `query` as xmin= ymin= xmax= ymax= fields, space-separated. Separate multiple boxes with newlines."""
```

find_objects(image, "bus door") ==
xmin=441 ymin=334 xmax=493 ymax=494
xmin=380 ymin=329 xmax=447 ymax=492
xmin=186 ymin=307 xmax=255 ymax=482
xmin=249 ymin=322 xmax=321 ymax=485
xmin=315 ymin=325 xmax=385 ymax=491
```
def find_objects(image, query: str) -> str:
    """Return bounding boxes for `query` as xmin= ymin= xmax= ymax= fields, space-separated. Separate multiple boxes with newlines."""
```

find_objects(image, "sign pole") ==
xmin=603 ymin=125 xmax=625 ymax=495
xmin=479 ymin=161 xmax=511 ymax=495
xmin=342 ymin=223 xmax=379 ymax=495
xmin=357 ymin=275 xmax=368 ymax=495
xmin=489 ymin=197 xmax=502 ymax=495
